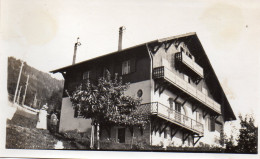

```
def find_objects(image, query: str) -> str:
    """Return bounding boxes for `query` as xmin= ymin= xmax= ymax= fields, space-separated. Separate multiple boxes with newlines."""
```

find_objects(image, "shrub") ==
xmin=61 ymin=129 xmax=90 ymax=148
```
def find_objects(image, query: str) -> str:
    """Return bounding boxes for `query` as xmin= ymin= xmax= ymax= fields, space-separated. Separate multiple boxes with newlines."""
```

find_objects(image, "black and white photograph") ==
xmin=0 ymin=0 xmax=259 ymax=158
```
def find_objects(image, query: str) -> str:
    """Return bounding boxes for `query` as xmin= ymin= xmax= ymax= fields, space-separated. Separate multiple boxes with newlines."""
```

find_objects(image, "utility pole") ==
xmin=33 ymin=93 xmax=37 ymax=108
xmin=16 ymin=86 xmax=22 ymax=105
xmin=118 ymin=26 xmax=126 ymax=51
xmin=22 ymin=75 xmax=29 ymax=106
xmin=72 ymin=37 xmax=81 ymax=65
xmin=13 ymin=61 xmax=24 ymax=104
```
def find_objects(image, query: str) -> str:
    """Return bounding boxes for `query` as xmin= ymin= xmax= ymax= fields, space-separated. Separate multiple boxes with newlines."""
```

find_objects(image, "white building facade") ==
xmin=51 ymin=32 xmax=236 ymax=148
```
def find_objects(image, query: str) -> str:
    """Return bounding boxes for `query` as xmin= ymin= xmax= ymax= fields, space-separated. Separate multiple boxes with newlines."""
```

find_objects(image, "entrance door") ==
xmin=117 ymin=128 xmax=125 ymax=143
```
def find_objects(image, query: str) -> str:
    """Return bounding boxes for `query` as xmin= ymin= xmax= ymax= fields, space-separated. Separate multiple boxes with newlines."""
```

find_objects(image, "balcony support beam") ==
xmin=214 ymin=115 xmax=219 ymax=120
xmin=195 ymin=78 xmax=202 ymax=85
xmin=154 ymin=81 xmax=169 ymax=95
xmin=151 ymin=117 xmax=157 ymax=134
xmin=182 ymin=99 xmax=187 ymax=106
xmin=149 ymin=43 xmax=163 ymax=54
xmin=159 ymin=121 xmax=169 ymax=135
xmin=193 ymin=135 xmax=202 ymax=146
xmin=170 ymin=126 xmax=179 ymax=139
xmin=182 ymin=132 xmax=191 ymax=144
xmin=192 ymin=105 xmax=198 ymax=113
xmin=203 ymin=111 xmax=208 ymax=119
xmin=164 ymin=41 xmax=174 ymax=51
xmin=155 ymin=120 xmax=161 ymax=134
xmin=61 ymin=72 xmax=67 ymax=78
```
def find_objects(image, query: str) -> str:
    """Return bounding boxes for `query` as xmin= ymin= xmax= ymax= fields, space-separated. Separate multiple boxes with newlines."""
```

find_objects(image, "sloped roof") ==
xmin=50 ymin=32 xmax=236 ymax=121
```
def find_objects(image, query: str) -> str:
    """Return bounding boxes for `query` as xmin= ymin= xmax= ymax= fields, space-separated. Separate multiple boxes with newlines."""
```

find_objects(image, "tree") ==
xmin=236 ymin=114 xmax=258 ymax=153
xmin=67 ymin=70 xmax=150 ymax=149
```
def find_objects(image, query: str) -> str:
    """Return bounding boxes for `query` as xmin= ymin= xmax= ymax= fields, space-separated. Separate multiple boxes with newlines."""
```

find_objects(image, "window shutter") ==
xmin=130 ymin=58 xmax=136 ymax=73
xmin=210 ymin=117 xmax=216 ymax=132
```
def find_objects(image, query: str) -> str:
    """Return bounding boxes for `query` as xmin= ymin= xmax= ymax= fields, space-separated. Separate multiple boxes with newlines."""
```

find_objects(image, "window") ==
xmin=117 ymin=128 xmax=126 ymax=143
xmin=184 ymin=74 xmax=191 ymax=83
xmin=74 ymin=105 xmax=83 ymax=118
xmin=122 ymin=58 xmax=135 ymax=75
xmin=83 ymin=71 xmax=90 ymax=80
xmin=209 ymin=117 xmax=216 ymax=132
xmin=202 ymin=87 xmax=208 ymax=95
xmin=168 ymin=98 xmax=174 ymax=110
xmin=175 ymin=101 xmax=181 ymax=122
xmin=175 ymin=102 xmax=181 ymax=113
xmin=196 ymin=111 xmax=202 ymax=123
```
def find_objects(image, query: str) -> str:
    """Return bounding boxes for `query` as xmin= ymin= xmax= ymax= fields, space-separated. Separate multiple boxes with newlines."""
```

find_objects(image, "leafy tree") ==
xmin=236 ymin=114 xmax=258 ymax=153
xmin=68 ymin=70 xmax=150 ymax=149
xmin=224 ymin=134 xmax=236 ymax=153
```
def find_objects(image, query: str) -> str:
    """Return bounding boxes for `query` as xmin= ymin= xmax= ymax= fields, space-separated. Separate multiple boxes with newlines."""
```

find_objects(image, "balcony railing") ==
xmin=175 ymin=52 xmax=204 ymax=78
xmin=153 ymin=66 xmax=221 ymax=114
xmin=139 ymin=102 xmax=204 ymax=135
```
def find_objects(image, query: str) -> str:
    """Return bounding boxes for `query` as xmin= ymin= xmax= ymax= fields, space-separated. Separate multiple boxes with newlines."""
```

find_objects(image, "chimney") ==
xmin=118 ymin=26 xmax=125 ymax=51
xmin=72 ymin=37 xmax=81 ymax=65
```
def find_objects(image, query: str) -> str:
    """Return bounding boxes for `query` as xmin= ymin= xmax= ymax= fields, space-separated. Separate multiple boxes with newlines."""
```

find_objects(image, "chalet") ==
xmin=51 ymin=32 xmax=236 ymax=147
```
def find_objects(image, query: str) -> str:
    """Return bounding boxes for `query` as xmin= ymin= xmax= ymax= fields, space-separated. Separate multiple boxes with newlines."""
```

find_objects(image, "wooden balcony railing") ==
xmin=139 ymin=102 xmax=204 ymax=135
xmin=175 ymin=52 xmax=204 ymax=78
xmin=153 ymin=66 xmax=221 ymax=114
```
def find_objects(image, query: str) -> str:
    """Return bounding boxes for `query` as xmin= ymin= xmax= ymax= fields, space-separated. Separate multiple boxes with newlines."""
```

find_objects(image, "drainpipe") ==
xmin=146 ymin=43 xmax=154 ymax=146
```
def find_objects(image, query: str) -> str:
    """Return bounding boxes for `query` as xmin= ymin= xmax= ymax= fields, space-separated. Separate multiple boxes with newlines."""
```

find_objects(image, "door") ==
xmin=117 ymin=128 xmax=125 ymax=143
xmin=175 ymin=102 xmax=182 ymax=122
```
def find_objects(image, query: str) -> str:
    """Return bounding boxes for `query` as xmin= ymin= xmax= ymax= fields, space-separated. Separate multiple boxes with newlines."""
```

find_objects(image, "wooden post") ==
xmin=13 ymin=61 xmax=24 ymax=104
xmin=33 ymin=93 xmax=37 ymax=108
xmin=22 ymin=75 xmax=29 ymax=106
xmin=16 ymin=86 xmax=22 ymax=104
xmin=90 ymin=124 xmax=95 ymax=149
xmin=97 ymin=123 xmax=100 ymax=150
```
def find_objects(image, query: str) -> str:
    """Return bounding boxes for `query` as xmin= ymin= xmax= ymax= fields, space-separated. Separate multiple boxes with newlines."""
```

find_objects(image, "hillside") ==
xmin=7 ymin=56 xmax=64 ymax=111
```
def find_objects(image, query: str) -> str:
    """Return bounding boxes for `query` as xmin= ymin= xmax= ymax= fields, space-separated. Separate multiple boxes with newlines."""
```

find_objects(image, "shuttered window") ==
xmin=210 ymin=117 xmax=216 ymax=132
xmin=122 ymin=58 xmax=136 ymax=75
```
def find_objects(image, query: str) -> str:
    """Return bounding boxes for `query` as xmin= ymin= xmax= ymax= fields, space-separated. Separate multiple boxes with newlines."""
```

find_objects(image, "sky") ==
xmin=1 ymin=0 xmax=260 ymax=141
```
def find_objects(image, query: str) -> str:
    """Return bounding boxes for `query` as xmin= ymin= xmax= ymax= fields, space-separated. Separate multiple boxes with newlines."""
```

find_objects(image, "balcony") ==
xmin=138 ymin=102 xmax=204 ymax=136
xmin=175 ymin=52 xmax=204 ymax=79
xmin=153 ymin=66 xmax=221 ymax=114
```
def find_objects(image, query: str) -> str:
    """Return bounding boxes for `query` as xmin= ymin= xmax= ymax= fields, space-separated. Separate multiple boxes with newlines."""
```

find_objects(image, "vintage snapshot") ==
xmin=1 ymin=0 xmax=259 ymax=158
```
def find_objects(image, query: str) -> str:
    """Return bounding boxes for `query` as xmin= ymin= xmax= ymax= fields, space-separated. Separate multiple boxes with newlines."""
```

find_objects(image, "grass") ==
xmin=6 ymin=107 xmax=78 ymax=149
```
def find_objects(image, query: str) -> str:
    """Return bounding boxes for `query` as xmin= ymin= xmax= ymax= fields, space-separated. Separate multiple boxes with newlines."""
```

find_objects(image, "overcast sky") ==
xmin=1 ymin=0 xmax=260 ymax=124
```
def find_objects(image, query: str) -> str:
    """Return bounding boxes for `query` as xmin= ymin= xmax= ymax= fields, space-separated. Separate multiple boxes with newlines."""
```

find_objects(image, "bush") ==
xmin=61 ymin=129 xmax=91 ymax=148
